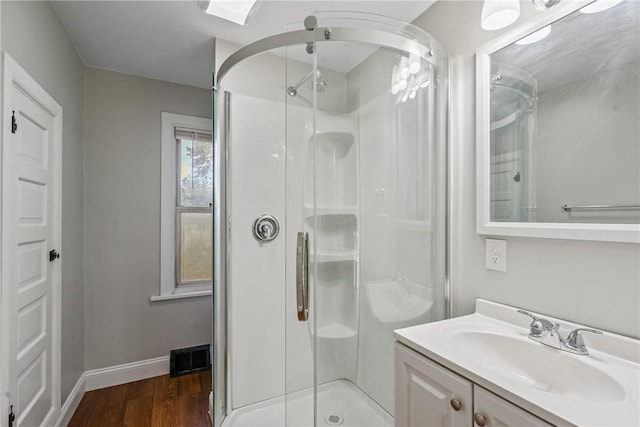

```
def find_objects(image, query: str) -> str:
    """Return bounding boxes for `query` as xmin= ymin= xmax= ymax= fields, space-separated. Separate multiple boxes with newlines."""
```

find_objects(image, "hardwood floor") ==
xmin=68 ymin=370 xmax=212 ymax=427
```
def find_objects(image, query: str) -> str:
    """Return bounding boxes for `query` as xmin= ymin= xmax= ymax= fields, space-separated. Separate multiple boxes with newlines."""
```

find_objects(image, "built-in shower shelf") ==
xmin=311 ymin=250 xmax=357 ymax=263
xmin=304 ymin=205 xmax=358 ymax=217
xmin=315 ymin=324 xmax=357 ymax=340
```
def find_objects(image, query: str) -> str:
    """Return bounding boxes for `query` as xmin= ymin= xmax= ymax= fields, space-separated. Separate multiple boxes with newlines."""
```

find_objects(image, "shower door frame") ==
xmin=212 ymin=19 xmax=448 ymax=427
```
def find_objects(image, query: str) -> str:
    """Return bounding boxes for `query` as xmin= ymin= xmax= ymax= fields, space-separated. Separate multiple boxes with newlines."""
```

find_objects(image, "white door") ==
xmin=1 ymin=53 xmax=62 ymax=427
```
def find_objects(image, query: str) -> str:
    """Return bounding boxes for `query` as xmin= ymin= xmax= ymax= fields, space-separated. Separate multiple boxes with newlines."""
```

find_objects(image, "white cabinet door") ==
xmin=473 ymin=386 xmax=553 ymax=427
xmin=395 ymin=343 xmax=472 ymax=427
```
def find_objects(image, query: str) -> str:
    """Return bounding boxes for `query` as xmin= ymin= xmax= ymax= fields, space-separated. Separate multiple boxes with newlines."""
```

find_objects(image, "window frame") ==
xmin=153 ymin=112 xmax=213 ymax=302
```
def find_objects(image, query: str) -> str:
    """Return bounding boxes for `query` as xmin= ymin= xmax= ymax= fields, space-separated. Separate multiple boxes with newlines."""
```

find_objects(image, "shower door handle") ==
xmin=296 ymin=231 xmax=309 ymax=321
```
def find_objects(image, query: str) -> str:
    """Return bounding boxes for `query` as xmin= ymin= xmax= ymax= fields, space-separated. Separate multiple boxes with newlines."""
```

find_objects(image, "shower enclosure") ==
xmin=212 ymin=12 xmax=448 ymax=427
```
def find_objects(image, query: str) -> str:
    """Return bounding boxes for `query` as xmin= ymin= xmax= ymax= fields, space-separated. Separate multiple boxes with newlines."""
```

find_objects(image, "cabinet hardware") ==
xmin=474 ymin=413 xmax=487 ymax=426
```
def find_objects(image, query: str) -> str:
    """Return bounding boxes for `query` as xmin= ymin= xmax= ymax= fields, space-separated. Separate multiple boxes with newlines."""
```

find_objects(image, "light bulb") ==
xmin=398 ymin=79 xmax=407 ymax=91
xmin=391 ymin=84 xmax=399 ymax=95
xmin=580 ymin=0 xmax=624 ymax=13
xmin=409 ymin=61 xmax=421 ymax=75
xmin=481 ymin=0 xmax=520 ymax=30
xmin=515 ymin=25 xmax=551 ymax=45
xmin=409 ymin=90 xmax=417 ymax=100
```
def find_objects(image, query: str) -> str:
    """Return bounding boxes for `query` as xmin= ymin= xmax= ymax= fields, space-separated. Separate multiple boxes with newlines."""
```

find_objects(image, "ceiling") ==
xmin=492 ymin=1 xmax=639 ymax=94
xmin=51 ymin=1 xmax=435 ymax=89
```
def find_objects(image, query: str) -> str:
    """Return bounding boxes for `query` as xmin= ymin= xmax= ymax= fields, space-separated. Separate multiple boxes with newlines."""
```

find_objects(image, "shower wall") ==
xmin=227 ymin=94 xmax=286 ymax=408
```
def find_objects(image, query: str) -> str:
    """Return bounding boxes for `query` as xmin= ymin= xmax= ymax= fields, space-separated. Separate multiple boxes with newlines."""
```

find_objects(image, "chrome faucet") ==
xmin=517 ymin=310 xmax=602 ymax=355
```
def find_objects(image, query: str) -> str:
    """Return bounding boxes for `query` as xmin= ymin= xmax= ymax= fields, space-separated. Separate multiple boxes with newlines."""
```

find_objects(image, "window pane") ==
xmin=179 ymin=212 xmax=212 ymax=283
xmin=179 ymin=135 xmax=213 ymax=207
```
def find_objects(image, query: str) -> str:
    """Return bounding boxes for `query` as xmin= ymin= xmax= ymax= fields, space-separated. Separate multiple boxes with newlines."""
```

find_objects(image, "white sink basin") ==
xmin=450 ymin=331 xmax=626 ymax=403
xmin=394 ymin=299 xmax=640 ymax=427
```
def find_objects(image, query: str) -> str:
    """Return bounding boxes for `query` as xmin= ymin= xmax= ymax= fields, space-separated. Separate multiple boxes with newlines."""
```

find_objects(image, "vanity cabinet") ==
xmin=473 ymin=386 xmax=553 ymax=427
xmin=395 ymin=344 xmax=553 ymax=427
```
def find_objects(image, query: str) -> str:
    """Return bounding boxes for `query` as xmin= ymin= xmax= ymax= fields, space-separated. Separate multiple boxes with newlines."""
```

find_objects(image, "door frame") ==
xmin=0 ymin=51 xmax=63 ymax=425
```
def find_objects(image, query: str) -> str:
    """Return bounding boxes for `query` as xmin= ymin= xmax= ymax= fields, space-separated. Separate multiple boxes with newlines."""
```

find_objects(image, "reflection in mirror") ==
xmin=488 ymin=0 xmax=639 ymax=224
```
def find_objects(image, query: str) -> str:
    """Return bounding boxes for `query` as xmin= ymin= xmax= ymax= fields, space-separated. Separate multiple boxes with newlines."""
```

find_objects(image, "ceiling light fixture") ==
xmin=481 ymin=0 xmax=521 ymax=30
xmin=198 ymin=0 xmax=259 ymax=25
xmin=579 ymin=0 xmax=624 ymax=14
xmin=532 ymin=0 xmax=562 ymax=11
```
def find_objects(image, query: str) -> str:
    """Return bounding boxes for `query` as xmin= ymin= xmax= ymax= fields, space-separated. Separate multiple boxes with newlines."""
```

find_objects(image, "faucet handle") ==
xmin=517 ymin=310 xmax=555 ymax=337
xmin=565 ymin=328 xmax=603 ymax=355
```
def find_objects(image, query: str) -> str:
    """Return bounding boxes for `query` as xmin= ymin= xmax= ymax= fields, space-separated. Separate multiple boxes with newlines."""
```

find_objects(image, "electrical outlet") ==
xmin=486 ymin=239 xmax=507 ymax=272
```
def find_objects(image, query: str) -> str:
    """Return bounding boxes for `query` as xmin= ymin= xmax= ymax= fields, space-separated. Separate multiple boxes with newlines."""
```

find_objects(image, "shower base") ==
xmin=223 ymin=379 xmax=393 ymax=427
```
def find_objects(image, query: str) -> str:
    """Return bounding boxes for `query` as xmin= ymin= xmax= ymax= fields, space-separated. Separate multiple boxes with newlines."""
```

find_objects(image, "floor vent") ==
xmin=170 ymin=344 xmax=211 ymax=377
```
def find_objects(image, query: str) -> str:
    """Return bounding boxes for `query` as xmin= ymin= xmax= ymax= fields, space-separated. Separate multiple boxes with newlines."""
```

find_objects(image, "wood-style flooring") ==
xmin=68 ymin=370 xmax=212 ymax=427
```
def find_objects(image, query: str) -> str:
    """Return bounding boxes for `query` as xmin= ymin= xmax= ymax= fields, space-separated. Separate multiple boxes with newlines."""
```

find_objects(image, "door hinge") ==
xmin=49 ymin=249 xmax=60 ymax=262
xmin=8 ymin=404 xmax=15 ymax=427
xmin=11 ymin=111 xmax=17 ymax=134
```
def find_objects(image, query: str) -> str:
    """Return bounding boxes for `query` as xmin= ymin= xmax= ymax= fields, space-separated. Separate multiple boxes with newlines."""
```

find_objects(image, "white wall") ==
xmin=83 ymin=67 xmax=212 ymax=370
xmin=1 ymin=0 xmax=86 ymax=402
xmin=412 ymin=1 xmax=640 ymax=338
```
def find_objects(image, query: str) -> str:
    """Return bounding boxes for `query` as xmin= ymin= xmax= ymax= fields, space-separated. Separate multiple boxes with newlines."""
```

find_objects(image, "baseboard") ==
xmin=209 ymin=391 xmax=214 ymax=424
xmin=85 ymin=355 xmax=170 ymax=391
xmin=56 ymin=373 xmax=86 ymax=427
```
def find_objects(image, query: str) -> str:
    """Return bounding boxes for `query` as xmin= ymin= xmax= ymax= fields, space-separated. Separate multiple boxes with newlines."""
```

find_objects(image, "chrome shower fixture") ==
xmin=287 ymin=70 xmax=327 ymax=97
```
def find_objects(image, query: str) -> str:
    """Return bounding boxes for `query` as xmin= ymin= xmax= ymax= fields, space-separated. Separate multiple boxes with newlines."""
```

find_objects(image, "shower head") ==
xmin=287 ymin=70 xmax=327 ymax=97
xmin=313 ymin=80 xmax=327 ymax=92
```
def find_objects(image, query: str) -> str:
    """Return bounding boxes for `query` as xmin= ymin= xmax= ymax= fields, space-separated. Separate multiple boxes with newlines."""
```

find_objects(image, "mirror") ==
xmin=476 ymin=0 xmax=640 ymax=242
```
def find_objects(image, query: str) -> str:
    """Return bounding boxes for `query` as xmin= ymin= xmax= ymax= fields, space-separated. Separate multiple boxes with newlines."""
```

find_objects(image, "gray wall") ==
xmin=413 ymin=1 xmax=640 ymax=338
xmin=1 ymin=0 xmax=86 ymax=402
xmin=83 ymin=67 xmax=213 ymax=369
xmin=536 ymin=64 xmax=640 ymax=223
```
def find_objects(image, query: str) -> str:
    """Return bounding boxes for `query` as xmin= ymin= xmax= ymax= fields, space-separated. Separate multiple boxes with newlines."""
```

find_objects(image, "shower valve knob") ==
xmin=252 ymin=215 xmax=280 ymax=243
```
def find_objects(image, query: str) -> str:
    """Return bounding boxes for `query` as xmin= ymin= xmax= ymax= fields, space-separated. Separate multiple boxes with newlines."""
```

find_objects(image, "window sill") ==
xmin=150 ymin=289 xmax=212 ymax=302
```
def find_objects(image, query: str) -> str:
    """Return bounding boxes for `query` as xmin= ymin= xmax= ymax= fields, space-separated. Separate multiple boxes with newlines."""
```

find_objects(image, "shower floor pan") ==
xmin=223 ymin=379 xmax=393 ymax=427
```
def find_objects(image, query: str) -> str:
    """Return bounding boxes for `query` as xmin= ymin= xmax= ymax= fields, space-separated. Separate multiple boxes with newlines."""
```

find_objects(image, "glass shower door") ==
xmin=284 ymin=38 xmax=316 ymax=427
xmin=310 ymin=15 xmax=448 ymax=426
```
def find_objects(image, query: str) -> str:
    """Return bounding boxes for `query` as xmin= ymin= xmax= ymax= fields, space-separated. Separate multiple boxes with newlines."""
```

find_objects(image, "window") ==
xmin=155 ymin=113 xmax=213 ymax=301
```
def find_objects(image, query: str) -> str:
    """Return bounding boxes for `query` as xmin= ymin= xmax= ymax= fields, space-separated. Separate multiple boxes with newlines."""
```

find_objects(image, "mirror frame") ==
xmin=476 ymin=0 xmax=640 ymax=243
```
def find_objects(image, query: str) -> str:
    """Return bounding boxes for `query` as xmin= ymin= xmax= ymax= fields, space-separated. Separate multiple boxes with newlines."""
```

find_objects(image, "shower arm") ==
xmin=289 ymin=70 xmax=315 ymax=92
